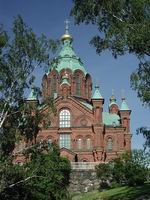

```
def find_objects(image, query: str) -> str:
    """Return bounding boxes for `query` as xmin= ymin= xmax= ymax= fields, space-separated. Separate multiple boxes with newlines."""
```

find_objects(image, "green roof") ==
xmin=79 ymin=100 xmax=93 ymax=110
xmin=102 ymin=112 xmax=120 ymax=126
xmin=92 ymin=85 xmax=103 ymax=99
xmin=120 ymin=98 xmax=130 ymax=111
xmin=47 ymin=38 xmax=87 ymax=75
xmin=109 ymin=101 xmax=118 ymax=107
xmin=79 ymin=100 xmax=120 ymax=126
xmin=27 ymin=87 xmax=38 ymax=101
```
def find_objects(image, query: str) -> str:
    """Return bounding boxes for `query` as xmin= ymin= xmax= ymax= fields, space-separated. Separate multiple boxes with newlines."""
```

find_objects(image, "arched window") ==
xmin=76 ymin=76 xmax=81 ymax=96
xmin=77 ymin=138 xmax=82 ymax=150
xmin=59 ymin=109 xmax=71 ymax=128
xmin=86 ymin=138 xmax=92 ymax=150
xmin=51 ymin=76 xmax=57 ymax=97
xmin=47 ymin=138 xmax=52 ymax=147
xmin=107 ymin=138 xmax=113 ymax=152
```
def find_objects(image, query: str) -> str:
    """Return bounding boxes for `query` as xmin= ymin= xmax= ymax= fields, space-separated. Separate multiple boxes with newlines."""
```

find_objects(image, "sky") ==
xmin=0 ymin=0 xmax=149 ymax=150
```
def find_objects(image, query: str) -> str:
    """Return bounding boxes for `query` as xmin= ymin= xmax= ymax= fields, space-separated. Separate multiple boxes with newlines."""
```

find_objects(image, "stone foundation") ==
xmin=69 ymin=170 xmax=100 ymax=193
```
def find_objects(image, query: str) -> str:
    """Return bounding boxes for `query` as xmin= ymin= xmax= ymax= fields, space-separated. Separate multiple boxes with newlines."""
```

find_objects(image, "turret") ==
xmin=26 ymin=86 xmax=39 ymax=107
xmin=60 ymin=72 xmax=71 ymax=98
xmin=92 ymin=85 xmax=104 ymax=124
xmin=109 ymin=94 xmax=119 ymax=114
xmin=119 ymin=96 xmax=131 ymax=132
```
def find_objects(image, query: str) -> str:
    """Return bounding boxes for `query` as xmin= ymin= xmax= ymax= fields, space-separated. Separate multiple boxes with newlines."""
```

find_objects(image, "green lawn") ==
xmin=72 ymin=182 xmax=150 ymax=200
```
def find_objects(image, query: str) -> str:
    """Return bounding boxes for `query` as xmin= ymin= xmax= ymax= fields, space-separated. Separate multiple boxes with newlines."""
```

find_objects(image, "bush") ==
xmin=96 ymin=150 xmax=150 ymax=187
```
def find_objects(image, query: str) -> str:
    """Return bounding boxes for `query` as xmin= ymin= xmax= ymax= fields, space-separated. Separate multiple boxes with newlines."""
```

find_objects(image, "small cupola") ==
xmin=120 ymin=96 xmax=130 ymax=111
xmin=92 ymin=84 xmax=104 ymax=124
xmin=120 ymin=96 xmax=131 ymax=132
xmin=92 ymin=85 xmax=103 ymax=100
xmin=109 ymin=92 xmax=119 ymax=114
xmin=60 ymin=72 xmax=70 ymax=86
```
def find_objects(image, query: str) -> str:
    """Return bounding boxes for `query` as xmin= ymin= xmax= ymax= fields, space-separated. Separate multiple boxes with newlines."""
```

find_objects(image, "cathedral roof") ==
xmin=102 ymin=112 xmax=120 ymax=126
xmin=47 ymin=21 xmax=87 ymax=75
xmin=49 ymin=40 xmax=87 ymax=75
xmin=78 ymin=99 xmax=120 ymax=126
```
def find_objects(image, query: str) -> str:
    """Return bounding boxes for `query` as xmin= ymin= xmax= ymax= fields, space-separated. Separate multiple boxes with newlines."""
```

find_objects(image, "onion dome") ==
xmin=61 ymin=19 xmax=73 ymax=42
xmin=47 ymin=20 xmax=87 ymax=75
xmin=109 ymin=94 xmax=118 ymax=107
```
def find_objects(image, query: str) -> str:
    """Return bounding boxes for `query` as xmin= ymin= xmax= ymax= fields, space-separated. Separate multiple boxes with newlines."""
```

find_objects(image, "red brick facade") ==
xmin=15 ymin=31 xmax=132 ymax=164
xmin=37 ymin=60 xmax=131 ymax=162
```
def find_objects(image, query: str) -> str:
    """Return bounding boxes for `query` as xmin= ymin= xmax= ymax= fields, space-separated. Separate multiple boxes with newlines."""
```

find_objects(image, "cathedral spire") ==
xmin=61 ymin=19 xmax=73 ymax=42
xmin=64 ymin=19 xmax=69 ymax=35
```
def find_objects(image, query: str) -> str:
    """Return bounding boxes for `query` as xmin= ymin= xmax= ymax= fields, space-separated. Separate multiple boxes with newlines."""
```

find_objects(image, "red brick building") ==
xmin=25 ymin=26 xmax=132 ymax=164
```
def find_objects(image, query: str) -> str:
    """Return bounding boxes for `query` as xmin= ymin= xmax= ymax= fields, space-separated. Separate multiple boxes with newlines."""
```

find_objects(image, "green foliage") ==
xmin=137 ymin=127 xmax=150 ymax=150
xmin=96 ymin=150 xmax=150 ymax=187
xmin=0 ymin=16 xmax=58 ymax=155
xmin=0 ymin=16 xmax=71 ymax=200
xmin=71 ymin=0 xmax=150 ymax=107
xmin=72 ymin=183 xmax=150 ymax=200
xmin=96 ymin=163 xmax=112 ymax=188
xmin=0 ymin=15 xmax=57 ymax=105
xmin=0 ymin=143 xmax=71 ymax=200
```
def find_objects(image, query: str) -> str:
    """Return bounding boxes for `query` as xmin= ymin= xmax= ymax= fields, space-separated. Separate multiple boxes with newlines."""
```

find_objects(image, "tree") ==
xmin=96 ymin=150 xmax=150 ymax=187
xmin=0 ymin=15 xmax=58 ymax=129
xmin=71 ymin=0 xmax=150 ymax=107
xmin=71 ymin=0 xmax=150 ymax=150
xmin=0 ymin=143 xmax=71 ymax=200
xmin=96 ymin=163 xmax=112 ymax=188
xmin=0 ymin=15 xmax=58 ymax=155
xmin=0 ymin=16 xmax=71 ymax=199
xmin=137 ymin=127 xmax=150 ymax=150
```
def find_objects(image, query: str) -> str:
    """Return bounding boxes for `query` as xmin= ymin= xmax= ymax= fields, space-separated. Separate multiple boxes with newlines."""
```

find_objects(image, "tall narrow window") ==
xmin=77 ymin=138 xmax=82 ymax=150
xmin=59 ymin=134 xmax=71 ymax=149
xmin=76 ymin=76 xmax=81 ymax=96
xmin=86 ymin=138 xmax=92 ymax=150
xmin=51 ymin=76 xmax=57 ymax=97
xmin=85 ymin=83 xmax=88 ymax=97
xmin=107 ymin=138 xmax=113 ymax=152
xmin=59 ymin=109 xmax=71 ymax=128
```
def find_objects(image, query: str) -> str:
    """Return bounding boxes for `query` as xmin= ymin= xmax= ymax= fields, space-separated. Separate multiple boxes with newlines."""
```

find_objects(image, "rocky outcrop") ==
xmin=69 ymin=170 xmax=100 ymax=193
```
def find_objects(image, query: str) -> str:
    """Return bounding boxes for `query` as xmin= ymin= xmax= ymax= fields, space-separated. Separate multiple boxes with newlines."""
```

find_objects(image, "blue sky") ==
xmin=0 ymin=0 xmax=149 ymax=149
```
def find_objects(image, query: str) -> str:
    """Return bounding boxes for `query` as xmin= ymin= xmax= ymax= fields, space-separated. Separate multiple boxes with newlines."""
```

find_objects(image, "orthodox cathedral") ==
xmin=17 ymin=22 xmax=131 ymax=164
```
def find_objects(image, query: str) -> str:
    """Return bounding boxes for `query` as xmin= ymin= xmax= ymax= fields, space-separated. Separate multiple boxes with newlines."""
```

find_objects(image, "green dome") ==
xmin=47 ymin=37 xmax=87 ymax=75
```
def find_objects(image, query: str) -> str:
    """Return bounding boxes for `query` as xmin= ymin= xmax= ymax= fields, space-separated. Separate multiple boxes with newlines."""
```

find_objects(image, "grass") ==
xmin=72 ymin=182 xmax=150 ymax=200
